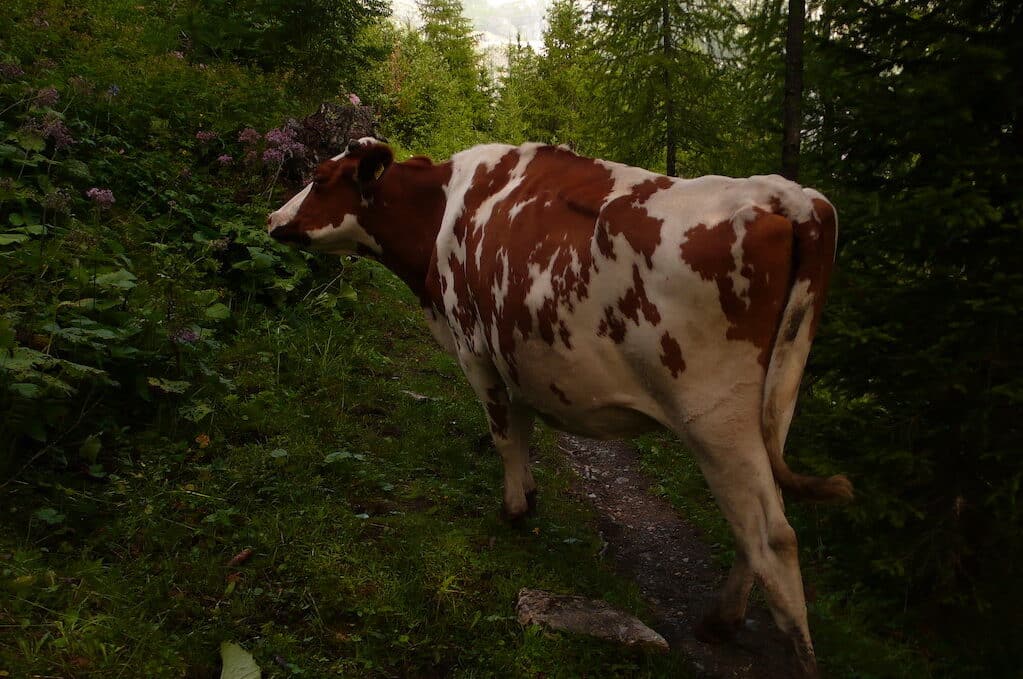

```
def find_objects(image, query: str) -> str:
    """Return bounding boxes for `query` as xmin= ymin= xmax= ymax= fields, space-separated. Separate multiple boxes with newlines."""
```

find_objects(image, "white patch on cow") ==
xmin=508 ymin=196 xmax=537 ymax=223
xmin=267 ymin=183 xmax=312 ymax=232
xmin=472 ymin=145 xmax=540 ymax=269
xmin=596 ymin=159 xmax=669 ymax=205
xmin=491 ymin=248 xmax=510 ymax=315
xmin=307 ymin=213 xmax=382 ymax=255
xmin=729 ymin=205 xmax=759 ymax=306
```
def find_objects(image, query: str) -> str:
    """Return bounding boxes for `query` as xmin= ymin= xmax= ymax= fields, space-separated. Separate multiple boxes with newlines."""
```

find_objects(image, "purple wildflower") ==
xmin=0 ymin=62 xmax=25 ymax=81
xmin=195 ymin=130 xmax=218 ymax=143
xmin=24 ymin=113 xmax=74 ymax=149
xmin=171 ymin=328 xmax=199 ymax=344
xmin=262 ymin=119 xmax=306 ymax=163
xmin=262 ymin=147 xmax=285 ymax=165
xmin=238 ymin=127 xmax=260 ymax=145
xmin=106 ymin=84 xmax=120 ymax=98
xmin=216 ymin=154 xmax=233 ymax=165
xmin=348 ymin=93 xmax=361 ymax=106
xmin=34 ymin=87 xmax=59 ymax=107
xmin=85 ymin=188 xmax=115 ymax=208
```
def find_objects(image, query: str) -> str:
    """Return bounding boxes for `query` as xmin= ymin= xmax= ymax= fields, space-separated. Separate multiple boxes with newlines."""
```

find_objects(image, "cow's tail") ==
xmin=761 ymin=189 xmax=853 ymax=503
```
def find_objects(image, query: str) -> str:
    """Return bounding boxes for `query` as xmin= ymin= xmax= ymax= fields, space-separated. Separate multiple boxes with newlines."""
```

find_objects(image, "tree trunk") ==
xmin=781 ymin=0 xmax=805 ymax=181
xmin=662 ymin=0 xmax=677 ymax=177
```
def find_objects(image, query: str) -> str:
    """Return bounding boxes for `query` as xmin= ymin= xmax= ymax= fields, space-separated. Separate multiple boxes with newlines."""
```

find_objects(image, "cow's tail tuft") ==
xmin=762 ymin=190 xmax=853 ymax=504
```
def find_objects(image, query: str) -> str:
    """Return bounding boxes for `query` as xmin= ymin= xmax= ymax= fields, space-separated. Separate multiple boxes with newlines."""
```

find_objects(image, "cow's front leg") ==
xmin=484 ymin=386 xmax=536 ymax=521
xmin=458 ymin=356 xmax=536 ymax=520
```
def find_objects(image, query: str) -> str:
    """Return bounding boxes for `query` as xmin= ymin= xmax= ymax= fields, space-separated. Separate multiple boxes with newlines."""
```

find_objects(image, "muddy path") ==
xmin=557 ymin=434 xmax=801 ymax=678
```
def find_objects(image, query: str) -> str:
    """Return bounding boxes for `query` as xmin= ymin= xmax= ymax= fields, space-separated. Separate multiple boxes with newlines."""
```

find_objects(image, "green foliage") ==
xmin=181 ymin=0 xmax=388 ymax=95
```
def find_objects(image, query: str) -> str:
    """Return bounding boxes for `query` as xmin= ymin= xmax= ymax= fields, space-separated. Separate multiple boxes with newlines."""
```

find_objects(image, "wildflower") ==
xmin=24 ymin=113 xmax=74 ymax=149
xmin=348 ymin=92 xmax=361 ymax=106
xmin=85 ymin=187 xmax=115 ymax=208
xmin=106 ymin=84 xmax=120 ymax=98
xmin=0 ymin=62 xmax=25 ymax=81
xmin=263 ymin=120 xmax=307 ymax=163
xmin=34 ymin=87 xmax=59 ymax=108
xmin=195 ymin=433 xmax=211 ymax=448
xmin=34 ymin=58 xmax=56 ymax=72
xmin=171 ymin=50 xmax=185 ymax=60
xmin=216 ymin=154 xmax=233 ymax=165
xmin=238 ymin=127 xmax=260 ymax=145
xmin=195 ymin=130 xmax=218 ymax=143
xmin=171 ymin=328 xmax=199 ymax=344
xmin=207 ymin=238 xmax=229 ymax=251
xmin=261 ymin=147 xmax=285 ymax=165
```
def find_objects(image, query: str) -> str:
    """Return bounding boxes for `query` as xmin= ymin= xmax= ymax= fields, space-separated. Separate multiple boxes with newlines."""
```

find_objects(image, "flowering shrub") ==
xmin=85 ymin=187 xmax=115 ymax=207
xmin=195 ymin=130 xmax=218 ymax=143
xmin=33 ymin=86 xmax=59 ymax=107
xmin=23 ymin=112 xmax=74 ymax=149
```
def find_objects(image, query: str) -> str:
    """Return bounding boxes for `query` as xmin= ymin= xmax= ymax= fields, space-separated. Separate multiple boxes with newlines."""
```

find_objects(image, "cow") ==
xmin=268 ymin=138 xmax=852 ymax=676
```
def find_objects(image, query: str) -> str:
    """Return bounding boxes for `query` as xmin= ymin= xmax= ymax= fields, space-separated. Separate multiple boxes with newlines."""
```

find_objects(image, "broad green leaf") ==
xmin=9 ymin=382 xmax=40 ymax=398
xmin=147 ymin=377 xmax=190 ymax=394
xmin=219 ymin=641 xmax=261 ymax=679
xmin=95 ymin=269 xmax=137 ymax=290
xmin=0 ymin=233 xmax=29 ymax=245
xmin=79 ymin=435 xmax=102 ymax=463
xmin=205 ymin=303 xmax=231 ymax=320
xmin=34 ymin=508 xmax=65 ymax=525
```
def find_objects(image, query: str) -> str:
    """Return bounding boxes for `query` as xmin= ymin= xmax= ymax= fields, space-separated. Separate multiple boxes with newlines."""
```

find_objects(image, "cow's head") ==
xmin=267 ymin=137 xmax=393 ymax=255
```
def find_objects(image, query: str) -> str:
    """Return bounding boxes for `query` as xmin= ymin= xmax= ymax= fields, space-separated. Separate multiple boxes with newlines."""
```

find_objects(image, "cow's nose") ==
xmin=269 ymin=222 xmax=311 ymax=245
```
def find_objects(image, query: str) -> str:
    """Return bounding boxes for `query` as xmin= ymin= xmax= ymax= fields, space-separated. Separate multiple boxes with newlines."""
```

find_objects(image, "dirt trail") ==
xmin=557 ymin=434 xmax=800 ymax=678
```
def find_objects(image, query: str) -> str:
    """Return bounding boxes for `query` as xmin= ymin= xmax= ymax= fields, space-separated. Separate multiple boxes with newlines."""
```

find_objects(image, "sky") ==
xmin=390 ymin=0 xmax=553 ymax=54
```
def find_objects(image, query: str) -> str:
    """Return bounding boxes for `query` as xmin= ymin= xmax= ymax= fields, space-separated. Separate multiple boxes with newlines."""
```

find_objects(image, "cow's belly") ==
xmin=506 ymin=339 xmax=672 ymax=439
xmin=533 ymin=405 xmax=661 ymax=439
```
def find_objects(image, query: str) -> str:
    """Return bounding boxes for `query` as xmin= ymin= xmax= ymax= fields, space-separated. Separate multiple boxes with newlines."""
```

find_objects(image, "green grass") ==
xmin=1 ymin=260 xmax=691 ymax=678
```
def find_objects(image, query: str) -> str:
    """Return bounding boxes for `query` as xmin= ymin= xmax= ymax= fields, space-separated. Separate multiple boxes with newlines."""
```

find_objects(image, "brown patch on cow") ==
xmin=617 ymin=264 xmax=662 ymax=326
xmin=600 ymin=176 xmax=673 ymax=269
xmin=659 ymin=332 xmax=686 ymax=378
xmin=798 ymin=199 xmax=838 ymax=337
xmin=456 ymin=146 xmax=616 ymax=379
xmin=550 ymin=383 xmax=572 ymax=405
xmin=784 ymin=304 xmax=808 ymax=342
xmin=485 ymin=385 xmax=509 ymax=438
xmin=598 ymin=306 xmax=627 ymax=343
xmin=680 ymin=210 xmax=793 ymax=367
xmin=595 ymin=218 xmax=616 ymax=259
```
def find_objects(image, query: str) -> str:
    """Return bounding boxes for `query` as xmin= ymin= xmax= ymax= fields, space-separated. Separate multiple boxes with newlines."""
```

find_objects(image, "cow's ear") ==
xmin=357 ymin=144 xmax=394 ymax=188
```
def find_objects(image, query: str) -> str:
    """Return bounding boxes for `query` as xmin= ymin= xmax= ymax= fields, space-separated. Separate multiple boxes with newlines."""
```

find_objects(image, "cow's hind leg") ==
xmin=684 ymin=417 xmax=818 ymax=676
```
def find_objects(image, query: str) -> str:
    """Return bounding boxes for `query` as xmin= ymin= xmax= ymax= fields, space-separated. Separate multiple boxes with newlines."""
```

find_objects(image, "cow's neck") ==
xmin=358 ymin=158 xmax=452 ymax=301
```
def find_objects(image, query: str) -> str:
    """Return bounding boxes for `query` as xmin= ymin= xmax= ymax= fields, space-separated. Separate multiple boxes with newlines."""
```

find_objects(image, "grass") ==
xmin=0 ymin=259 xmax=691 ymax=678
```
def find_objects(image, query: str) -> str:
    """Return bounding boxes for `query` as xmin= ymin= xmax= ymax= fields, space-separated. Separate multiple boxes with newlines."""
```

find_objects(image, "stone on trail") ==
xmin=515 ymin=588 xmax=669 ymax=652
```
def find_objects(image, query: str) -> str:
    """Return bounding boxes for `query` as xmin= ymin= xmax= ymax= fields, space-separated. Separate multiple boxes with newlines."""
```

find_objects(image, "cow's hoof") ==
xmin=500 ymin=502 xmax=530 ymax=525
xmin=693 ymin=612 xmax=741 ymax=644
xmin=525 ymin=489 xmax=538 ymax=515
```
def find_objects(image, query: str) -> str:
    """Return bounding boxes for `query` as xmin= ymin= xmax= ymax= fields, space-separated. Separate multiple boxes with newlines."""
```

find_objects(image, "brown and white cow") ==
xmin=268 ymin=138 xmax=852 ymax=675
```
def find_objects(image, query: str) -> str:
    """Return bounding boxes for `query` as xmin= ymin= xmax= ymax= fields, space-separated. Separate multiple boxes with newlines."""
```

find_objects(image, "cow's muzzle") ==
xmin=269 ymin=222 xmax=311 ymax=246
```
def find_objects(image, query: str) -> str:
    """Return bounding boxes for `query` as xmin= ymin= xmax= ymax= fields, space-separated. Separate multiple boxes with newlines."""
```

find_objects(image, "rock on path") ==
xmin=558 ymin=434 xmax=800 ymax=678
